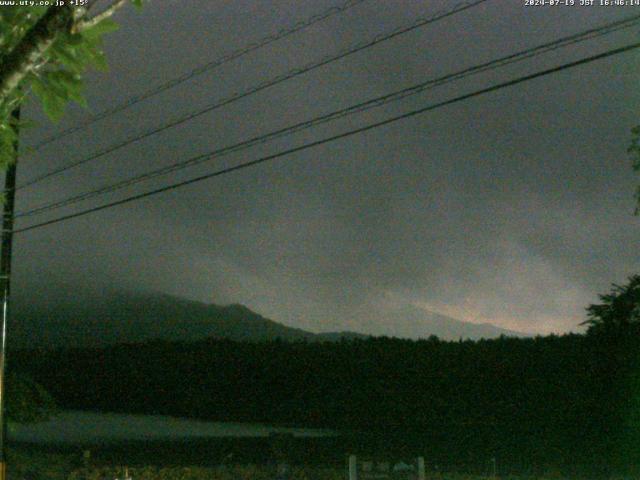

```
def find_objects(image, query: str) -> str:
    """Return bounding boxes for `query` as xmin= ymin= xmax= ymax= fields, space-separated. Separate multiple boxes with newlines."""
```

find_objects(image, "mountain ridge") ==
xmin=10 ymin=290 xmax=527 ymax=348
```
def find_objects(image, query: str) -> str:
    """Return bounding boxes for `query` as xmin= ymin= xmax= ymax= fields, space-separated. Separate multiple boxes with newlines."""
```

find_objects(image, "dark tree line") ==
xmin=9 ymin=332 xmax=640 ymax=471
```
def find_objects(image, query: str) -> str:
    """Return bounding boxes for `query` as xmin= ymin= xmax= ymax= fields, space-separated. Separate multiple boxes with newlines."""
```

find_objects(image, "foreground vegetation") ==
xmin=8 ymin=450 xmax=640 ymax=480
xmin=9 ymin=276 xmax=640 ymax=476
xmin=13 ymin=330 xmax=640 ymax=472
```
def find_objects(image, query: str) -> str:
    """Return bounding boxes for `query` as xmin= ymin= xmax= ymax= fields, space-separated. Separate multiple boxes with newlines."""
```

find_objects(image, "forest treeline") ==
xmin=10 ymin=329 xmax=640 ymax=472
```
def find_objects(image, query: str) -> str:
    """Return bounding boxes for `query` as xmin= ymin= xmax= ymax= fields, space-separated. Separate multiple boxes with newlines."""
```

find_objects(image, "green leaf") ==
xmin=72 ymin=37 xmax=109 ymax=71
xmin=49 ymin=70 xmax=82 ymax=91
xmin=87 ymin=47 xmax=109 ymax=71
xmin=131 ymin=0 xmax=144 ymax=10
xmin=42 ymin=94 xmax=67 ymax=122
xmin=43 ymin=72 xmax=69 ymax=101
xmin=66 ymin=32 xmax=84 ymax=45
xmin=50 ymin=44 xmax=84 ymax=73
xmin=30 ymin=77 xmax=66 ymax=122
xmin=80 ymin=18 xmax=119 ymax=41
xmin=0 ymin=122 xmax=18 ymax=170
xmin=48 ymin=71 xmax=87 ymax=108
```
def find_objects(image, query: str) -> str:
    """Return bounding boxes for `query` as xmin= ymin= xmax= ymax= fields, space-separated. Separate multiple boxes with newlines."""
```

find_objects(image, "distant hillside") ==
xmin=10 ymin=290 xmax=525 ymax=348
xmin=353 ymin=302 xmax=527 ymax=341
xmin=10 ymin=291 xmax=317 ymax=348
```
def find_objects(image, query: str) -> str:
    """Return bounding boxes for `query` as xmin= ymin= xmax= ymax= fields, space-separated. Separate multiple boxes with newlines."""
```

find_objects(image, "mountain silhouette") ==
xmin=10 ymin=289 xmax=525 ymax=348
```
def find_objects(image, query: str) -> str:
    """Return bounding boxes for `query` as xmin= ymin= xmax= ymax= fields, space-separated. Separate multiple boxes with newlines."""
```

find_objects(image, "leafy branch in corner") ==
xmin=0 ymin=0 xmax=145 ymax=169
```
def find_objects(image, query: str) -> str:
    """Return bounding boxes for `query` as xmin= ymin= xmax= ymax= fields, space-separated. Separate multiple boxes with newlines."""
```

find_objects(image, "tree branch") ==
xmin=76 ymin=0 xmax=127 ymax=32
xmin=0 ymin=5 xmax=75 ymax=102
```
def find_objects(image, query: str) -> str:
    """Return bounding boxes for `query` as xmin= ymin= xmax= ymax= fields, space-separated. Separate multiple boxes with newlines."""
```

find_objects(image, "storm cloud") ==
xmin=10 ymin=0 xmax=640 ymax=337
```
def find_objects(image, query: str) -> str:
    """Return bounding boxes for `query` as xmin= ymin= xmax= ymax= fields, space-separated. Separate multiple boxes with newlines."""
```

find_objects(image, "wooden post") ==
xmin=349 ymin=454 xmax=357 ymax=480
xmin=417 ymin=457 xmax=425 ymax=480
xmin=0 ymin=106 xmax=19 ymax=480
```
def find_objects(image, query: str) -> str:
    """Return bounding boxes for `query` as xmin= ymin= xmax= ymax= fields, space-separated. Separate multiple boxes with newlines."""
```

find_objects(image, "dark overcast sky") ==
xmin=10 ymin=0 xmax=640 ymax=336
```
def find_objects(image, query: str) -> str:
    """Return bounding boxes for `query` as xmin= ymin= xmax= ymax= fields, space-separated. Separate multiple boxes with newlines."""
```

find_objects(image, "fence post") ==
xmin=349 ymin=455 xmax=357 ymax=480
xmin=417 ymin=457 xmax=425 ymax=480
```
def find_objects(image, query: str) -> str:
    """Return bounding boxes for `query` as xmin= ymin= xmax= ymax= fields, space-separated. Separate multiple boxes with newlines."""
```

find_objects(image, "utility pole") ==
xmin=0 ymin=106 xmax=20 ymax=480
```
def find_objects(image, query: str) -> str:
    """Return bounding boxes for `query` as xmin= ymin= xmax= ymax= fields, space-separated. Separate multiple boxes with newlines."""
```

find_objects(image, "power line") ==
xmin=20 ymin=0 xmax=487 ymax=188
xmin=15 ymin=13 xmax=640 ymax=219
xmin=17 ymin=0 xmax=490 ymax=191
xmin=14 ymin=40 xmax=640 ymax=234
xmin=29 ymin=0 xmax=369 ymax=151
